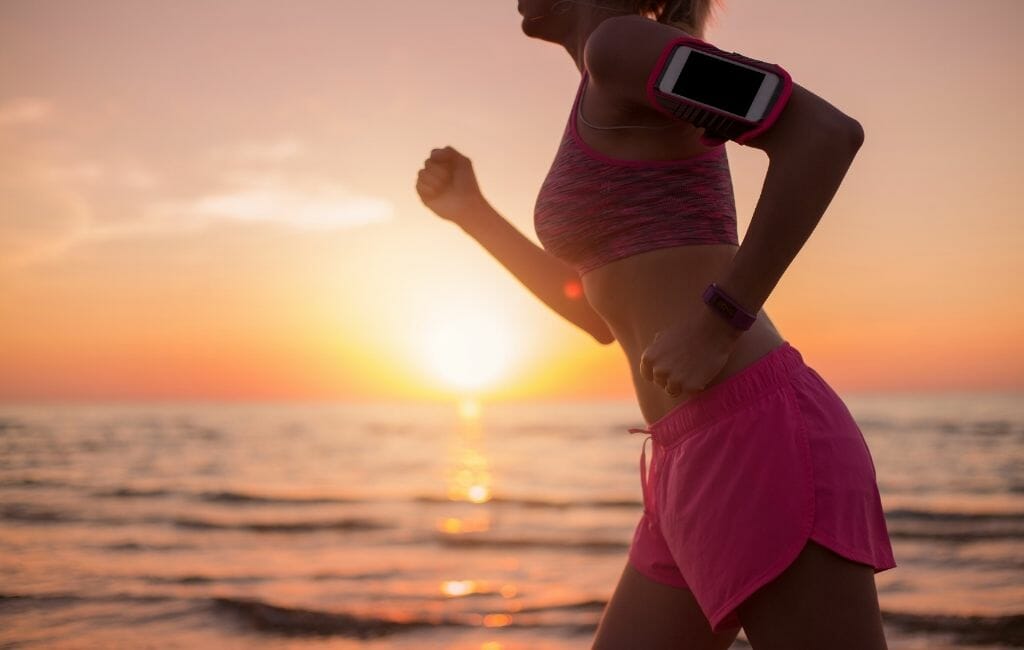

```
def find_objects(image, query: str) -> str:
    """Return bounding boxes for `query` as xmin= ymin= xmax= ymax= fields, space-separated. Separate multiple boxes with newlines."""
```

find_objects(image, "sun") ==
xmin=420 ymin=303 xmax=515 ymax=392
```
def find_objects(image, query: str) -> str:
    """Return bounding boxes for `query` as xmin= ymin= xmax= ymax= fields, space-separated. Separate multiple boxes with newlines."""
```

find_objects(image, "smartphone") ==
xmin=655 ymin=45 xmax=783 ymax=127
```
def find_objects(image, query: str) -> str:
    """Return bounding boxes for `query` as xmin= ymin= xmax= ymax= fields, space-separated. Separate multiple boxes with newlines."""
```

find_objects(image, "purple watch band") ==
xmin=702 ymin=282 xmax=757 ymax=331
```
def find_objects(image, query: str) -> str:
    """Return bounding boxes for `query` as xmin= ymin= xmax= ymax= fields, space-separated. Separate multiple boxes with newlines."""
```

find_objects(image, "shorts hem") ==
xmin=626 ymin=553 xmax=691 ymax=591
xmin=807 ymin=529 xmax=898 ymax=573
xmin=706 ymin=527 xmax=898 ymax=633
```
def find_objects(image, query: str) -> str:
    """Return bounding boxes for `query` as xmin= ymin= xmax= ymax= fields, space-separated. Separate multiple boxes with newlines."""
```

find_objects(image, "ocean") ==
xmin=1 ymin=393 xmax=1021 ymax=649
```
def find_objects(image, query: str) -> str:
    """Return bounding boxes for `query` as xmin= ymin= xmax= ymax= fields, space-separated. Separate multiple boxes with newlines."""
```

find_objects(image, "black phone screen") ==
xmin=671 ymin=50 xmax=765 ymax=117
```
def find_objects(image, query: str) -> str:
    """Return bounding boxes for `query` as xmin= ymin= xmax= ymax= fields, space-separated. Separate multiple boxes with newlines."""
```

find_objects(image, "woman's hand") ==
xmin=415 ymin=146 xmax=487 ymax=226
xmin=639 ymin=305 xmax=745 ymax=398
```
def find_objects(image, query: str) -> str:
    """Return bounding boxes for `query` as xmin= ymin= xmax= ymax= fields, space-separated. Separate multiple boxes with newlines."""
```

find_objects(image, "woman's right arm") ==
xmin=416 ymin=146 xmax=615 ymax=346
xmin=456 ymin=200 xmax=615 ymax=345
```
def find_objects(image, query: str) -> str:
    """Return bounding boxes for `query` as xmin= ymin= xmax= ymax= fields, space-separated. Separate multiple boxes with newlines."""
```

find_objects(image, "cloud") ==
xmin=0 ymin=98 xmax=55 ymax=127
xmin=77 ymin=171 xmax=393 ymax=241
xmin=1 ymin=134 xmax=392 ymax=265
xmin=181 ymin=172 xmax=393 ymax=230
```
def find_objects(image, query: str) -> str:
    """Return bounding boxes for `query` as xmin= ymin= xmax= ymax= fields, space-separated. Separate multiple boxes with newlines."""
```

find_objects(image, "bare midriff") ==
xmin=581 ymin=245 xmax=786 ymax=427
xmin=575 ymin=82 xmax=786 ymax=427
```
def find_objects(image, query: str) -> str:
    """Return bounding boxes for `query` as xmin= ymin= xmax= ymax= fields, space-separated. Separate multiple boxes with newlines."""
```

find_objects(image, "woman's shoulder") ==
xmin=584 ymin=16 xmax=698 ymax=113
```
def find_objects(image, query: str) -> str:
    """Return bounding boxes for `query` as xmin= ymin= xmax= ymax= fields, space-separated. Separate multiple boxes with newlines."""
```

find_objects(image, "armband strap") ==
xmin=645 ymin=35 xmax=794 ymax=147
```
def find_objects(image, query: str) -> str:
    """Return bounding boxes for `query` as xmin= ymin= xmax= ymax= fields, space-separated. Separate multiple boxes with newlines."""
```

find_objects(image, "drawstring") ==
xmin=628 ymin=427 xmax=654 ymax=516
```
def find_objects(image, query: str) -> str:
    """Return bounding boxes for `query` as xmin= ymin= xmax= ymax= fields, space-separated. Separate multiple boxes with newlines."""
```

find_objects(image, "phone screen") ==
xmin=672 ymin=50 xmax=766 ymax=118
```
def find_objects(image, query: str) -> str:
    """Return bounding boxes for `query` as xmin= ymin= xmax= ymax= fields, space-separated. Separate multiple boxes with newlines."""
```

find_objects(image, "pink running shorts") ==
xmin=626 ymin=341 xmax=897 ymax=633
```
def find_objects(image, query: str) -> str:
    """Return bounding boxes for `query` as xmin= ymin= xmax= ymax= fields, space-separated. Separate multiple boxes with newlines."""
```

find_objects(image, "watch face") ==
xmin=712 ymin=295 xmax=737 ymax=317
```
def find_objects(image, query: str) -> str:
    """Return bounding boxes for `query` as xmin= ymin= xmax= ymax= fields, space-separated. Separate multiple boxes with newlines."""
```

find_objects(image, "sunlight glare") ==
xmin=441 ymin=580 xmax=478 ymax=597
xmin=467 ymin=484 xmax=490 ymax=504
xmin=421 ymin=306 xmax=514 ymax=391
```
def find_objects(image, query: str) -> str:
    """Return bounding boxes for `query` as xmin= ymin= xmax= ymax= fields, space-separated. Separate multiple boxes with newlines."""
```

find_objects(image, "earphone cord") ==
xmin=577 ymin=75 xmax=682 ymax=131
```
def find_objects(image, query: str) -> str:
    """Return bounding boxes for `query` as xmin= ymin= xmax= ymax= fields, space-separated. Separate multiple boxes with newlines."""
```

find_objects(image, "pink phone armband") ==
xmin=645 ymin=35 xmax=794 ymax=147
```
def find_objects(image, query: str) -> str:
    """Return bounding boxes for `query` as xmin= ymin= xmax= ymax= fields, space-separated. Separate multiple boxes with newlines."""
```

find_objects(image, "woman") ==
xmin=415 ymin=1 xmax=897 ymax=648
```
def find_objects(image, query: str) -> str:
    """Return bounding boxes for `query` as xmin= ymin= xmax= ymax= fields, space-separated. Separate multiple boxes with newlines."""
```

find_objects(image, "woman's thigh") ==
xmin=736 ymin=539 xmax=888 ymax=650
xmin=593 ymin=561 xmax=741 ymax=650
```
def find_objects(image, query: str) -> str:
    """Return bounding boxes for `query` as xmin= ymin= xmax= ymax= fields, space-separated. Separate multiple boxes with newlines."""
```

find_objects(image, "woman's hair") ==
xmin=622 ymin=0 xmax=725 ymax=37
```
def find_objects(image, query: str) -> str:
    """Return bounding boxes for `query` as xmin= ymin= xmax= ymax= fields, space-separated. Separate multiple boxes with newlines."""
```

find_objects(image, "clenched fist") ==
xmin=415 ymin=145 xmax=487 ymax=226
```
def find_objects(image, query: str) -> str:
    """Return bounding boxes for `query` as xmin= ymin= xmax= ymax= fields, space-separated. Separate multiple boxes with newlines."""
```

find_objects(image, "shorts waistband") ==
xmin=630 ymin=341 xmax=807 ymax=448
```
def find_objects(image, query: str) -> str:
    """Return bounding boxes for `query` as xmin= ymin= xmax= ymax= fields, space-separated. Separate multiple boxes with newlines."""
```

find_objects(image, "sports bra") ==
xmin=533 ymin=70 xmax=739 ymax=277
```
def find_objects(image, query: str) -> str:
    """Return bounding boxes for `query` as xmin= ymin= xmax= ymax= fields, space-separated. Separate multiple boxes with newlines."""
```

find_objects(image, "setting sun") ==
xmin=420 ymin=299 xmax=517 ymax=391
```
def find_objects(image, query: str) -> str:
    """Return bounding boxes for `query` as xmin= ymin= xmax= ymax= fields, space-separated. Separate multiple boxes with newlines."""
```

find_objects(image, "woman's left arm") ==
xmin=638 ymin=96 xmax=864 ymax=397
xmin=712 ymin=83 xmax=866 ymax=316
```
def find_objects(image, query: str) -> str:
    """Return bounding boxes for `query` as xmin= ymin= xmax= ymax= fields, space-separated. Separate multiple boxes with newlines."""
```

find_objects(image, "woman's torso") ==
xmin=570 ymin=73 xmax=786 ymax=426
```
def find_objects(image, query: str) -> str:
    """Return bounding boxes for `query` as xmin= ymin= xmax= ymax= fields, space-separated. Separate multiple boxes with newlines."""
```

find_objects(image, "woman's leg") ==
xmin=736 ymin=539 xmax=888 ymax=650
xmin=592 ymin=561 xmax=741 ymax=650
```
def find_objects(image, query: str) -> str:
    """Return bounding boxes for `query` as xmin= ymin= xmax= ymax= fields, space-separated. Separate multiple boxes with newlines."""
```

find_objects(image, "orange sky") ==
xmin=1 ymin=0 xmax=1022 ymax=401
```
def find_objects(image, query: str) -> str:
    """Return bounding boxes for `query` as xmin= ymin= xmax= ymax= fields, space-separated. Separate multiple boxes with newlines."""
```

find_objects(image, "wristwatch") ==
xmin=702 ymin=282 xmax=757 ymax=331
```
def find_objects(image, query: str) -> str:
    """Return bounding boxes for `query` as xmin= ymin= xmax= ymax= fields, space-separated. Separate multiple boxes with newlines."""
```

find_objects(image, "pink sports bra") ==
xmin=533 ymin=70 xmax=739 ymax=277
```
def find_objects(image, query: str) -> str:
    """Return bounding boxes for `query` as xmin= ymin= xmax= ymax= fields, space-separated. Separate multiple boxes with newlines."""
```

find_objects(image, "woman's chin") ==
xmin=520 ymin=16 xmax=556 ymax=40
xmin=520 ymin=16 xmax=542 ymax=36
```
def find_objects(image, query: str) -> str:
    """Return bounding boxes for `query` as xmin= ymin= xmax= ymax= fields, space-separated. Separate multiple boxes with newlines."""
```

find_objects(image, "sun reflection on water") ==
xmin=440 ymin=579 xmax=478 ymax=597
xmin=437 ymin=397 xmax=523 ymax=635
xmin=482 ymin=613 xmax=512 ymax=628
xmin=445 ymin=396 xmax=492 ymax=504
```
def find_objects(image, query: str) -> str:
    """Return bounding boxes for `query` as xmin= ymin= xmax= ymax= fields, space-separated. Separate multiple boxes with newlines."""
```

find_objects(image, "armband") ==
xmin=645 ymin=35 xmax=794 ymax=147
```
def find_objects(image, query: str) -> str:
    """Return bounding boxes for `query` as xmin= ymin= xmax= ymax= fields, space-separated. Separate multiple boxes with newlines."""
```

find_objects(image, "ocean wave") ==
xmin=514 ymin=599 xmax=606 ymax=613
xmin=886 ymin=508 xmax=1024 ymax=542
xmin=0 ymin=477 xmax=73 ymax=489
xmin=859 ymin=417 xmax=1023 ymax=437
xmin=172 ymin=516 xmax=390 ymax=533
xmin=1 ymin=503 xmax=390 ymax=534
xmin=101 ymin=541 xmax=197 ymax=552
xmin=0 ymin=591 xmax=82 ymax=607
xmin=435 ymin=534 xmax=628 ymax=552
xmin=310 ymin=570 xmax=398 ymax=581
xmin=92 ymin=487 xmax=176 ymax=498
xmin=414 ymin=494 xmax=640 ymax=510
xmin=888 ymin=529 xmax=1024 ymax=542
xmin=0 ymin=417 xmax=26 ymax=433
xmin=1 ymin=503 xmax=85 ymax=524
xmin=210 ymin=595 xmax=459 ymax=638
xmin=887 ymin=509 xmax=1024 ymax=522
xmin=883 ymin=610 xmax=1024 ymax=647
xmin=89 ymin=485 xmax=363 ymax=505
xmin=0 ymin=591 xmax=175 ymax=607
xmin=196 ymin=490 xmax=359 ymax=505
xmin=139 ymin=570 xmax=398 ymax=585
xmin=209 ymin=595 xmax=601 ymax=637
xmin=14 ymin=482 xmax=636 ymax=510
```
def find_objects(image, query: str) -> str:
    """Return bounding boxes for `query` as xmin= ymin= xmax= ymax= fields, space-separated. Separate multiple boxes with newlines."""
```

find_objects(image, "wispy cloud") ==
xmin=0 ymin=98 xmax=55 ymax=127
xmin=185 ymin=175 xmax=392 ymax=230
xmin=1 ymin=136 xmax=393 ymax=266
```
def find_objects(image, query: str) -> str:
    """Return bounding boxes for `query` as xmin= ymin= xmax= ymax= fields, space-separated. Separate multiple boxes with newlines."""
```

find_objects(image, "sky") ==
xmin=1 ymin=0 xmax=1021 ymax=402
